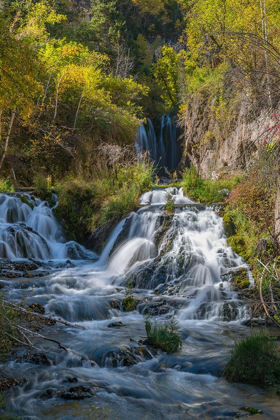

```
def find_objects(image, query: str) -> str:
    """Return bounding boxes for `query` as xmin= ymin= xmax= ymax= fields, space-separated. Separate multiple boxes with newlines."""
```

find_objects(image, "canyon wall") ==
xmin=181 ymin=92 xmax=274 ymax=180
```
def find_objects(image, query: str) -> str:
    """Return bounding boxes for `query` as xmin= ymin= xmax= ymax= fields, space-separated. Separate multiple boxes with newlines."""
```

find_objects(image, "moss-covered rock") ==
xmin=18 ymin=195 xmax=34 ymax=209
xmin=231 ymin=268 xmax=251 ymax=290
xmin=122 ymin=296 xmax=138 ymax=312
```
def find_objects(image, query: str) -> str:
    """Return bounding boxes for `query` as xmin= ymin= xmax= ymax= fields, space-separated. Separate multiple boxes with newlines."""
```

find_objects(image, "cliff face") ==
xmin=181 ymin=92 xmax=273 ymax=180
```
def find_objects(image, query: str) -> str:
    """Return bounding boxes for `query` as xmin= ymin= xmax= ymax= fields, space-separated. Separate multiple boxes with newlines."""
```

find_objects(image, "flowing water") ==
xmin=136 ymin=116 xmax=181 ymax=170
xmin=2 ymin=189 xmax=280 ymax=419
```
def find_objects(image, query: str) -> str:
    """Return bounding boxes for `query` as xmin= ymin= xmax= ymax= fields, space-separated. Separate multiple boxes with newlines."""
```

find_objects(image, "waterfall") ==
xmin=7 ymin=188 xmax=277 ymax=420
xmin=0 ymin=193 xmax=96 ymax=261
xmin=136 ymin=115 xmax=181 ymax=170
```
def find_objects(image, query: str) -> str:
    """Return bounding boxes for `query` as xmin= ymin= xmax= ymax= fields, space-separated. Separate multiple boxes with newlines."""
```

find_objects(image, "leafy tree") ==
xmin=152 ymin=45 xmax=182 ymax=109
xmin=0 ymin=19 xmax=41 ymax=170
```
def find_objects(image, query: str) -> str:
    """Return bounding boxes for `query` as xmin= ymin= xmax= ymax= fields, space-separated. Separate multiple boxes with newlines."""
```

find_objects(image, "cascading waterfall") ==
xmin=0 ymin=193 xmax=96 ymax=261
xmin=4 ymin=188 xmax=280 ymax=420
xmin=136 ymin=115 xmax=181 ymax=170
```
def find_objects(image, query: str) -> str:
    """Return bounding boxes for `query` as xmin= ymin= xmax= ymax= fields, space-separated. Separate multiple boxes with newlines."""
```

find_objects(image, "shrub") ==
xmin=224 ymin=331 xmax=280 ymax=389
xmin=0 ymin=179 xmax=14 ymax=193
xmin=0 ymin=296 xmax=21 ymax=362
xmin=122 ymin=296 xmax=138 ymax=312
xmin=145 ymin=318 xmax=182 ymax=354
xmin=164 ymin=194 xmax=175 ymax=215
xmin=55 ymin=159 xmax=153 ymax=241
xmin=181 ymin=165 xmax=240 ymax=203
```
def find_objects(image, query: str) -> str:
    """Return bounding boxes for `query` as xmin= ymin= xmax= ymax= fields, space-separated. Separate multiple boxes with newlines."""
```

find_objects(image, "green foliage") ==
xmin=224 ymin=331 xmax=280 ymax=390
xmin=164 ymin=194 xmax=175 ymax=214
xmin=0 ymin=179 xmax=14 ymax=192
xmin=240 ymin=407 xmax=263 ymax=415
xmin=0 ymin=296 xmax=20 ymax=362
xmin=224 ymin=208 xmax=259 ymax=261
xmin=100 ymin=161 xmax=153 ymax=225
xmin=181 ymin=166 xmax=240 ymax=204
xmin=122 ymin=296 xmax=138 ymax=312
xmin=145 ymin=317 xmax=182 ymax=353
xmin=152 ymin=45 xmax=182 ymax=110
xmin=224 ymin=168 xmax=276 ymax=263
xmin=55 ymin=159 xmax=153 ymax=241
xmin=33 ymin=173 xmax=48 ymax=196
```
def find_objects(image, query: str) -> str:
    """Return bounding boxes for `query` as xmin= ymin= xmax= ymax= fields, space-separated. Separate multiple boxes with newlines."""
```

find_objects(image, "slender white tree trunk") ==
xmin=260 ymin=0 xmax=273 ymax=109
xmin=0 ymin=110 xmax=16 ymax=171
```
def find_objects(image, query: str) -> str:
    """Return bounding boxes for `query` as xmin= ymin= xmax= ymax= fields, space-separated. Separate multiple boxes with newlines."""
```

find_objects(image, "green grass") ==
xmin=224 ymin=331 xmax=280 ymax=389
xmin=164 ymin=194 xmax=175 ymax=214
xmin=145 ymin=318 xmax=182 ymax=354
xmin=0 ymin=179 xmax=14 ymax=193
xmin=181 ymin=166 xmax=241 ymax=204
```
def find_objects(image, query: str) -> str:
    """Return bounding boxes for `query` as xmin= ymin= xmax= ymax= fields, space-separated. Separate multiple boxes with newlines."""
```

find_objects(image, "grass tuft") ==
xmin=224 ymin=331 xmax=280 ymax=390
xmin=145 ymin=318 xmax=182 ymax=354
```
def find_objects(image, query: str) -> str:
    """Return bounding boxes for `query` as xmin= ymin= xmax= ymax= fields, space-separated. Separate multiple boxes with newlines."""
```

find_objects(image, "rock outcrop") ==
xmin=181 ymin=92 xmax=274 ymax=179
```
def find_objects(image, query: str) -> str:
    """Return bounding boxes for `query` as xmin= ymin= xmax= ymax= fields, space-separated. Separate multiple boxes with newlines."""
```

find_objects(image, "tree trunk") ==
xmin=0 ymin=110 xmax=16 ymax=171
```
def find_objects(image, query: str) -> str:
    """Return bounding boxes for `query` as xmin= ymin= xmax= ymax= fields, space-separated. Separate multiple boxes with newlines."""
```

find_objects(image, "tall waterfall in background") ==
xmin=136 ymin=115 xmax=180 ymax=170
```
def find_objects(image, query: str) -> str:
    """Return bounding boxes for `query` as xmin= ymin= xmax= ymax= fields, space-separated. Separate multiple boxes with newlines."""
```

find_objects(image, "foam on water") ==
xmin=0 ymin=193 xmax=96 ymax=261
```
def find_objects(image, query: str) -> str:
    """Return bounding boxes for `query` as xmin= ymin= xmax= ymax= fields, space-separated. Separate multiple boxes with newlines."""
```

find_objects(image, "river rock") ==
xmin=109 ymin=299 xmax=121 ymax=310
xmin=16 ymin=351 xmax=52 ymax=366
xmin=103 ymin=346 xmax=157 ymax=368
xmin=60 ymin=386 xmax=95 ymax=400
xmin=107 ymin=321 xmax=125 ymax=328
xmin=28 ymin=303 xmax=45 ymax=314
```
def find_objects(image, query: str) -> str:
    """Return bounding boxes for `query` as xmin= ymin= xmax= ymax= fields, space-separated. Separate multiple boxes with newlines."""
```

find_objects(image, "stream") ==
xmin=1 ymin=189 xmax=280 ymax=419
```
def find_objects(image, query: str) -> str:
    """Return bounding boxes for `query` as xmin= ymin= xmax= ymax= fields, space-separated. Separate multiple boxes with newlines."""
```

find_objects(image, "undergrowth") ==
xmin=54 ymin=159 xmax=153 ymax=242
xmin=181 ymin=166 xmax=241 ymax=203
xmin=224 ymin=331 xmax=280 ymax=390
xmin=145 ymin=318 xmax=182 ymax=354
xmin=0 ymin=179 xmax=14 ymax=193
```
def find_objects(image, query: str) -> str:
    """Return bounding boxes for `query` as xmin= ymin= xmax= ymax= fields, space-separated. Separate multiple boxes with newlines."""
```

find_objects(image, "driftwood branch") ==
xmin=3 ymin=300 xmax=85 ymax=330
xmin=259 ymin=267 xmax=280 ymax=328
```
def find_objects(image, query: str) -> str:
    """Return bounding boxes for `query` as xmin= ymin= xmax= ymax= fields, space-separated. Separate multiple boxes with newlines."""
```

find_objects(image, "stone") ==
xmin=28 ymin=303 xmax=45 ymax=314
xmin=107 ymin=322 xmax=125 ymax=328
xmin=60 ymin=386 xmax=94 ymax=400
xmin=110 ymin=300 xmax=121 ymax=310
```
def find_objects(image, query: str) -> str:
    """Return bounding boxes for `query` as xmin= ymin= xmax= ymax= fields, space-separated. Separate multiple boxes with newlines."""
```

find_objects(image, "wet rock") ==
xmin=40 ymin=388 xmax=57 ymax=399
xmin=222 ymin=302 xmax=239 ymax=322
xmin=107 ymin=322 xmax=125 ymax=328
xmin=110 ymin=300 xmax=121 ymax=310
xmin=0 ymin=377 xmax=26 ymax=391
xmin=60 ymin=386 xmax=94 ymax=400
xmin=62 ymin=377 xmax=78 ymax=384
xmin=138 ymin=300 xmax=172 ymax=316
xmin=0 ymin=259 xmax=43 ymax=279
xmin=28 ymin=303 xmax=45 ymax=314
xmin=221 ymin=267 xmax=250 ymax=290
xmin=103 ymin=346 xmax=157 ymax=368
xmin=16 ymin=351 xmax=52 ymax=366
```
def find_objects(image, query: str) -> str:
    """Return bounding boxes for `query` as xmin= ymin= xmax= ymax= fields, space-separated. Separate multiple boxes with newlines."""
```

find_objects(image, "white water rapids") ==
xmin=2 ymin=189 xmax=280 ymax=419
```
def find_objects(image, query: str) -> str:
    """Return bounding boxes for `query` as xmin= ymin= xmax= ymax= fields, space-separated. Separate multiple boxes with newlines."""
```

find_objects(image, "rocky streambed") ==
xmin=1 ymin=188 xmax=280 ymax=419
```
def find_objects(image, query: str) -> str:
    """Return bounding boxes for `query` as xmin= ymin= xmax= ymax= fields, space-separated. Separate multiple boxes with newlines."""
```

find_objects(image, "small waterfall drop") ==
xmin=136 ymin=115 xmax=181 ymax=170
xmin=0 ymin=193 xmax=96 ymax=261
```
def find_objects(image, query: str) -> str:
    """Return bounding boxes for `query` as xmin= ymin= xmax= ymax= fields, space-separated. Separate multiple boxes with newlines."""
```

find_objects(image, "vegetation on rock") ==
xmin=145 ymin=317 xmax=182 ymax=353
xmin=122 ymin=296 xmax=138 ymax=312
xmin=224 ymin=331 xmax=280 ymax=390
